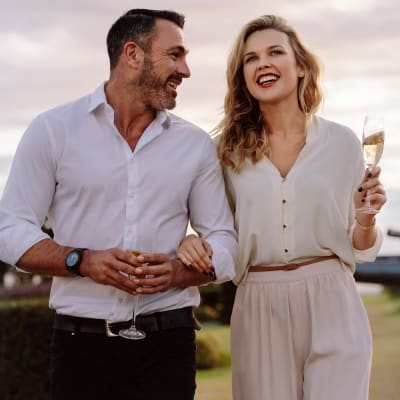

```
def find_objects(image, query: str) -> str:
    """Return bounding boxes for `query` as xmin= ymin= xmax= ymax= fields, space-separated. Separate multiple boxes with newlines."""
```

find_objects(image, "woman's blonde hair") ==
xmin=216 ymin=15 xmax=322 ymax=172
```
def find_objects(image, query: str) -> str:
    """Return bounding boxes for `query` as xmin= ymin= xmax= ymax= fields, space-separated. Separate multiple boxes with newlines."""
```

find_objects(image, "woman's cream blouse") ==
xmin=223 ymin=116 xmax=383 ymax=285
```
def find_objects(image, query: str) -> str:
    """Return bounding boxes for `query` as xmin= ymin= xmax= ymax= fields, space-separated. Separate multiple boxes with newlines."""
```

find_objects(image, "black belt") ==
xmin=54 ymin=307 xmax=201 ymax=337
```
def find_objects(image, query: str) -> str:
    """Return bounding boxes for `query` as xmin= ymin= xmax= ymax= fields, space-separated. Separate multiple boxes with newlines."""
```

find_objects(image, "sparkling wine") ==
xmin=363 ymin=130 xmax=384 ymax=168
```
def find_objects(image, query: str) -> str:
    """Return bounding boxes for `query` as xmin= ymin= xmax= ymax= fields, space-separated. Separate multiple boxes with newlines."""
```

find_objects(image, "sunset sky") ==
xmin=1 ymin=0 xmax=399 ymax=193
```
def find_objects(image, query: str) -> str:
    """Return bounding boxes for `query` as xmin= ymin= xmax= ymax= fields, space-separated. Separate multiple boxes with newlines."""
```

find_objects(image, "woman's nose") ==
xmin=257 ymin=61 xmax=271 ymax=71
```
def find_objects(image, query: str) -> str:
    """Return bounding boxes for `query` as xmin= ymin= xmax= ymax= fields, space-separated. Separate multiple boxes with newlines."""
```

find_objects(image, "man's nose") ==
xmin=178 ymin=59 xmax=191 ymax=78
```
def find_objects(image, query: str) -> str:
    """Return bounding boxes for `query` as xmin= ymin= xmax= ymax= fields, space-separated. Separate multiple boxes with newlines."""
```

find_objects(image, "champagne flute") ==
xmin=357 ymin=114 xmax=385 ymax=214
xmin=119 ymin=236 xmax=154 ymax=340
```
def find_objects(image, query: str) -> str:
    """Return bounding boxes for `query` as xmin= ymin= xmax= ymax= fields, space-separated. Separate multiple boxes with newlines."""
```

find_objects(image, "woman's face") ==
xmin=242 ymin=28 xmax=304 ymax=107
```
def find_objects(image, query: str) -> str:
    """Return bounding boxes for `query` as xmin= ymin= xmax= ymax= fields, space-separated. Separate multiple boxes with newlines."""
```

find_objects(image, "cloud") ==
xmin=0 ymin=0 xmax=399 ymax=132
xmin=0 ymin=0 xmax=399 ymax=193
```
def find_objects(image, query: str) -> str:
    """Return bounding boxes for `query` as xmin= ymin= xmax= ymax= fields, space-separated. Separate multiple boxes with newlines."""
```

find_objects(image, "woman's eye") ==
xmin=271 ymin=50 xmax=283 ymax=56
xmin=244 ymin=56 xmax=256 ymax=63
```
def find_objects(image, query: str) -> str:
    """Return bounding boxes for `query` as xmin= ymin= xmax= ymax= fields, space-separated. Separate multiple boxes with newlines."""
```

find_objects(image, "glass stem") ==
xmin=364 ymin=167 xmax=372 ymax=208
xmin=132 ymin=295 xmax=139 ymax=327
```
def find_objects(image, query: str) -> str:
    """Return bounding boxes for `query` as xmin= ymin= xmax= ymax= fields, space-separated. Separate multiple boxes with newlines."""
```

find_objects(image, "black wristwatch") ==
xmin=65 ymin=248 xmax=87 ymax=277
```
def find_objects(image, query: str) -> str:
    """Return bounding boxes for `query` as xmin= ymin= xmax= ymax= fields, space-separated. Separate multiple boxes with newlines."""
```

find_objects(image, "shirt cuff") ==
xmin=3 ymin=229 xmax=50 ymax=267
xmin=208 ymin=240 xmax=236 ymax=284
xmin=351 ymin=223 xmax=384 ymax=263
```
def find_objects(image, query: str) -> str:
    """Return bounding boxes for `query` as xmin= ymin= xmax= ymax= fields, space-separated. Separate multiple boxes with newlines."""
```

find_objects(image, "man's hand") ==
xmin=133 ymin=253 xmax=214 ymax=294
xmin=130 ymin=253 xmax=177 ymax=294
xmin=80 ymin=248 xmax=143 ymax=294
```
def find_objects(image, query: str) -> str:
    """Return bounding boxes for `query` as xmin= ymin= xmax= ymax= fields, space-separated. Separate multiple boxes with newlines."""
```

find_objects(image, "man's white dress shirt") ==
xmin=0 ymin=84 xmax=237 ymax=321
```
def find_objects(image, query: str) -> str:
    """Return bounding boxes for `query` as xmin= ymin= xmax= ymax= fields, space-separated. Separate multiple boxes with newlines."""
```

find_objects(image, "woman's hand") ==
xmin=354 ymin=166 xmax=387 ymax=219
xmin=353 ymin=167 xmax=386 ymax=250
xmin=176 ymin=234 xmax=214 ymax=274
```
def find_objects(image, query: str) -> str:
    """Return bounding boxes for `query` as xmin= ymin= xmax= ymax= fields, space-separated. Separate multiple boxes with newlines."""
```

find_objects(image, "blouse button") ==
xmin=283 ymin=224 xmax=287 ymax=229
xmin=282 ymin=199 xmax=287 ymax=204
xmin=284 ymin=249 xmax=288 ymax=253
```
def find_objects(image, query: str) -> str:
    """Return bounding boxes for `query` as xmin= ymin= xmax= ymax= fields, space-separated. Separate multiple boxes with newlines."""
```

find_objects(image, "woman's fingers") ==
xmin=189 ymin=242 xmax=212 ymax=272
xmin=203 ymin=240 xmax=213 ymax=257
xmin=177 ymin=236 xmax=213 ymax=272
xmin=176 ymin=249 xmax=193 ymax=266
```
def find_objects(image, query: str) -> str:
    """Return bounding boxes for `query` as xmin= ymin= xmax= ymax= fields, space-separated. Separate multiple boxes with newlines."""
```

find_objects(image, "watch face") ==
xmin=66 ymin=251 xmax=79 ymax=267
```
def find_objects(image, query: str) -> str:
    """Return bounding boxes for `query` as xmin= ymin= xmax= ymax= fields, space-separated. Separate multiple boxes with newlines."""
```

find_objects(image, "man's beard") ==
xmin=136 ymin=57 xmax=177 ymax=111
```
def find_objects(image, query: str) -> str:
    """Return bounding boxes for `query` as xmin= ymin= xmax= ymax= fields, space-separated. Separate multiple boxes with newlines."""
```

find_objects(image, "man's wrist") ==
xmin=170 ymin=258 xmax=182 ymax=287
xmin=171 ymin=259 xmax=214 ymax=288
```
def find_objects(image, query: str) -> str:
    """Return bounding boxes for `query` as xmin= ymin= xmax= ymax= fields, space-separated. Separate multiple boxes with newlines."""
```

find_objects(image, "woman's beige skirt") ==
xmin=231 ymin=259 xmax=372 ymax=400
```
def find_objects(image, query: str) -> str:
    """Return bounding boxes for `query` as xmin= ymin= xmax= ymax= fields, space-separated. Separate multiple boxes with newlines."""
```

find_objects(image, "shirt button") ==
xmin=283 ymin=224 xmax=287 ymax=229
xmin=282 ymin=199 xmax=287 ymax=204
xmin=284 ymin=249 xmax=288 ymax=253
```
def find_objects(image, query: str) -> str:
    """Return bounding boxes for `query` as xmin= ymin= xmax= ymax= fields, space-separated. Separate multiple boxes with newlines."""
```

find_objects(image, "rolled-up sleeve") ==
xmin=349 ymin=222 xmax=384 ymax=263
xmin=0 ymin=115 xmax=56 ymax=265
xmin=188 ymin=137 xmax=237 ymax=283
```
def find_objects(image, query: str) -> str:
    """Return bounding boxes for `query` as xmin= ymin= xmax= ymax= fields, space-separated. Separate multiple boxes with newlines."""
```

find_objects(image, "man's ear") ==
xmin=123 ymin=41 xmax=144 ymax=68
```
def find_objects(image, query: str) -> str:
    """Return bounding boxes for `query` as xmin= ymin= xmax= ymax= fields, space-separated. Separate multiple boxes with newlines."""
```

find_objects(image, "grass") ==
xmin=364 ymin=290 xmax=400 ymax=400
xmin=195 ymin=324 xmax=232 ymax=400
xmin=195 ymin=290 xmax=400 ymax=400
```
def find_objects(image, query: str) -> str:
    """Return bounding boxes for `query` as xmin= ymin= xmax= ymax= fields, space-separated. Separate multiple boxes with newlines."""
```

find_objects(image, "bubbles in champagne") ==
xmin=363 ymin=130 xmax=384 ymax=167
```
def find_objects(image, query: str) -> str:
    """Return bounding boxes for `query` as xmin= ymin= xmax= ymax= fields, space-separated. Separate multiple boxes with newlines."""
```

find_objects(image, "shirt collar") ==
xmin=155 ymin=110 xmax=171 ymax=129
xmin=88 ymin=83 xmax=108 ymax=113
xmin=305 ymin=115 xmax=320 ymax=146
xmin=88 ymin=83 xmax=172 ymax=130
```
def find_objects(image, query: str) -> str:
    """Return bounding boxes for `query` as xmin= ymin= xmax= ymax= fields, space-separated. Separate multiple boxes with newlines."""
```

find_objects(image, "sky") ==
xmin=1 ymin=0 xmax=399 ymax=195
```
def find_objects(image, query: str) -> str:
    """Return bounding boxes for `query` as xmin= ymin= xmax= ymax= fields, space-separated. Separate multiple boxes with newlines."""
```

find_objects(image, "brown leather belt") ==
xmin=248 ymin=255 xmax=338 ymax=272
xmin=53 ymin=307 xmax=201 ymax=337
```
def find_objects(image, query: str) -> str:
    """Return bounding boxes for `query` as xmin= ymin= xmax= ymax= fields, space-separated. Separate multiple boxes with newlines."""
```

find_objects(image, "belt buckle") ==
xmin=105 ymin=320 xmax=119 ymax=337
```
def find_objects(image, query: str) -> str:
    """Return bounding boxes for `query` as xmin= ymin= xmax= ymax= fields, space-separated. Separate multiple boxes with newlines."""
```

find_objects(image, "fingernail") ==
xmin=358 ymin=187 xmax=363 ymax=192
xmin=135 ymin=268 xmax=143 ymax=274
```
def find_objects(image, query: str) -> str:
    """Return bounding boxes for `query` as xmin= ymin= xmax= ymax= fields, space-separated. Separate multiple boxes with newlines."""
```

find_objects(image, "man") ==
xmin=0 ymin=9 xmax=237 ymax=400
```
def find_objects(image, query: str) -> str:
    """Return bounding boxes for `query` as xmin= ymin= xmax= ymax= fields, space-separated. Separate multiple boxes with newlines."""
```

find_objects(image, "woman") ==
xmin=178 ymin=15 xmax=386 ymax=400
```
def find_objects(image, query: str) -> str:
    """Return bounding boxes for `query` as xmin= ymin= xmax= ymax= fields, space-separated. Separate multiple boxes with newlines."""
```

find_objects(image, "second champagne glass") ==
xmin=357 ymin=114 xmax=385 ymax=215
